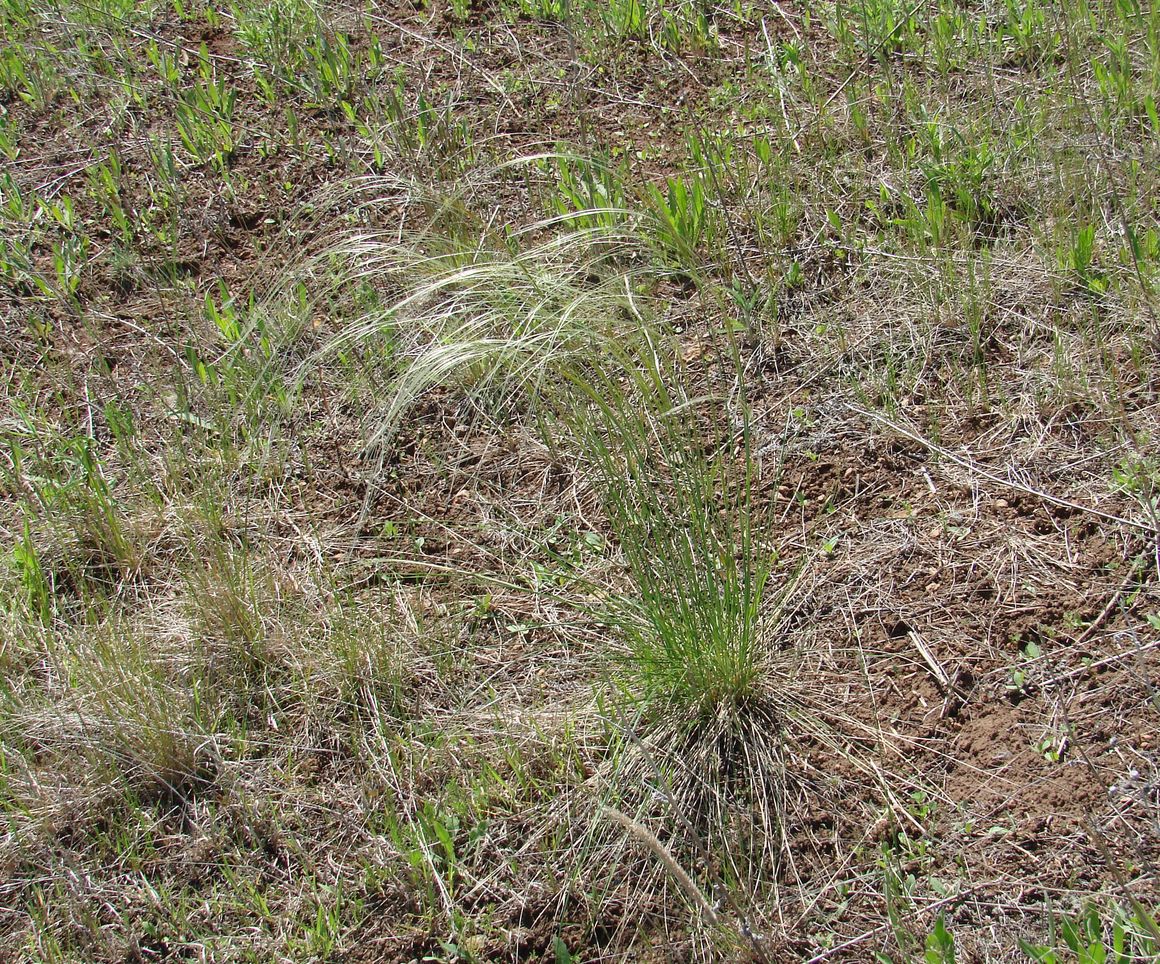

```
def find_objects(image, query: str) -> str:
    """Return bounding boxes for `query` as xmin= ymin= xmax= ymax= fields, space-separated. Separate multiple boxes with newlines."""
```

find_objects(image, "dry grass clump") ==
xmin=3 ymin=619 xmax=215 ymax=810
xmin=294 ymin=170 xmax=654 ymax=447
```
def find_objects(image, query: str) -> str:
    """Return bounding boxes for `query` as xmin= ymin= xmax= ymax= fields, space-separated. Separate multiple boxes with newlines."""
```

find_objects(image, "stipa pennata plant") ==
xmin=560 ymin=340 xmax=792 ymax=875
xmin=299 ymin=168 xmax=805 ymax=897
xmin=563 ymin=343 xmax=768 ymax=716
xmin=292 ymin=167 xmax=925 ymax=942
xmin=305 ymin=169 xmax=651 ymax=460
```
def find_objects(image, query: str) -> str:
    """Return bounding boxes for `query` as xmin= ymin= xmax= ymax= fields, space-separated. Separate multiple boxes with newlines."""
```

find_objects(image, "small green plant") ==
xmin=1020 ymin=903 xmax=1160 ymax=962
xmin=1002 ymin=0 xmax=1057 ymax=67
xmin=9 ymin=520 xmax=52 ymax=625
xmin=830 ymin=0 xmax=919 ymax=62
xmin=518 ymin=0 xmax=567 ymax=20
xmin=288 ymin=879 xmax=361 ymax=958
xmin=188 ymin=281 xmax=298 ymax=431
xmin=175 ymin=47 xmax=237 ymax=168
xmin=879 ymin=841 xmax=922 ymax=960
xmin=0 ymin=109 xmax=18 ymax=160
xmin=1032 ymin=723 xmax=1070 ymax=763
xmin=86 ymin=151 xmax=134 ymax=244
xmin=919 ymin=123 xmax=1001 ymax=233
xmin=0 ymin=42 xmax=62 ymax=109
xmin=646 ymin=172 xmax=714 ymax=270
xmin=1111 ymin=454 xmax=1159 ymax=529
xmin=602 ymin=0 xmax=646 ymax=40
xmin=1007 ymin=637 xmax=1040 ymax=695
xmin=929 ymin=4 xmax=977 ymax=76
xmin=358 ymin=74 xmax=474 ymax=174
xmin=551 ymin=153 xmax=628 ymax=232
xmin=0 ymin=171 xmax=35 ymax=226
xmin=303 ymin=30 xmax=356 ymax=107
xmin=2 ymin=414 xmax=149 ymax=603
xmin=658 ymin=5 xmax=714 ymax=53
xmin=0 ymin=184 xmax=91 ymax=309
xmin=49 ymin=232 xmax=88 ymax=304
xmin=379 ymin=799 xmax=467 ymax=941
xmin=876 ymin=182 xmax=952 ymax=251
xmin=1059 ymin=223 xmax=1108 ymax=295
xmin=233 ymin=0 xmax=360 ymax=106
xmin=925 ymin=915 xmax=957 ymax=963
xmin=145 ymin=38 xmax=181 ymax=86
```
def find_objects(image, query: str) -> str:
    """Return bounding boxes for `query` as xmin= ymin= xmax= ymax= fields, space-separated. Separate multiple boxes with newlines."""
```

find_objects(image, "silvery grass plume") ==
xmin=287 ymin=163 xmax=660 ymax=459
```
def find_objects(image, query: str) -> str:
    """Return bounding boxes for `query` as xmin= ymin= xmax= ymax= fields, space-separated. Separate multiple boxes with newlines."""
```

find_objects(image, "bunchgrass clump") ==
xmin=560 ymin=339 xmax=790 ymax=891
xmin=573 ymin=359 xmax=770 ymax=717
xmin=4 ymin=618 xmax=215 ymax=811
xmin=312 ymin=183 xmax=793 ymax=891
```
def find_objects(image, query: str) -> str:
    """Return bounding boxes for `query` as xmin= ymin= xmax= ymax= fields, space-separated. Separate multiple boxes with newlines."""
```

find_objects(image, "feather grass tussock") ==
xmin=302 ymin=172 xmax=848 ymax=902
